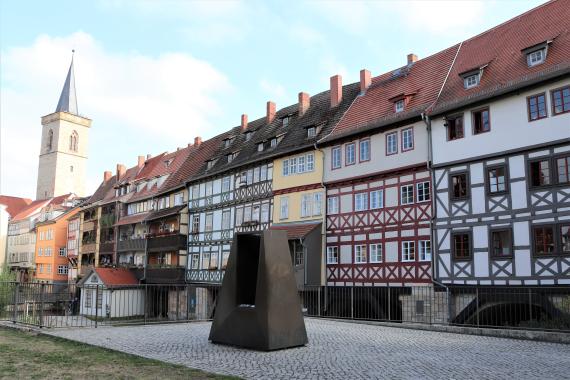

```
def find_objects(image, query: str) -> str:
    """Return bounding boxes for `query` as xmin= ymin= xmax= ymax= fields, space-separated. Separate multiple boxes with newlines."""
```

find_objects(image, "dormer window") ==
xmin=223 ymin=138 xmax=233 ymax=149
xmin=227 ymin=154 xmax=233 ymax=163
xmin=395 ymin=99 xmax=405 ymax=113
xmin=206 ymin=159 xmax=215 ymax=170
xmin=282 ymin=116 xmax=289 ymax=127
xmin=270 ymin=138 xmax=277 ymax=148
xmin=464 ymin=74 xmax=479 ymax=89
xmin=527 ymin=49 xmax=545 ymax=67
xmin=257 ymin=143 xmax=264 ymax=152
xmin=307 ymin=127 xmax=316 ymax=138
xmin=164 ymin=159 xmax=173 ymax=168
xmin=245 ymin=131 xmax=253 ymax=141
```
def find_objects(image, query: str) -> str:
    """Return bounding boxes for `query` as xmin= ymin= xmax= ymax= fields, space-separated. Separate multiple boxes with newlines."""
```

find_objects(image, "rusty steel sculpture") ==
xmin=209 ymin=230 xmax=308 ymax=351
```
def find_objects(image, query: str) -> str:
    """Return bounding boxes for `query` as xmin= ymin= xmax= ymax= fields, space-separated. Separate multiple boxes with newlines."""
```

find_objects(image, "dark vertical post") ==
xmin=350 ymin=287 xmax=354 ymax=319
xmin=95 ymin=285 xmax=99 ymax=328
xmin=528 ymin=288 xmax=533 ymax=322
xmin=176 ymin=286 xmax=180 ymax=321
xmin=39 ymin=283 xmax=45 ymax=328
xmin=475 ymin=287 xmax=480 ymax=327
xmin=144 ymin=283 xmax=148 ymax=324
xmin=12 ymin=282 xmax=19 ymax=323
xmin=388 ymin=286 xmax=391 ymax=321
xmin=317 ymin=287 xmax=321 ymax=317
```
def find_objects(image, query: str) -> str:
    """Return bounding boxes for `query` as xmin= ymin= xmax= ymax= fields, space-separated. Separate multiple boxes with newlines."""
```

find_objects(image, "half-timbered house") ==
xmin=428 ymin=0 xmax=570 ymax=325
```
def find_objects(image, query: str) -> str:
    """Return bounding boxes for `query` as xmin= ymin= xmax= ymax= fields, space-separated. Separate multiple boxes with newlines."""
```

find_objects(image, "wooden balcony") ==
xmin=186 ymin=269 xmax=225 ymax=284
xmin=146 ymin=233 xmax=187 ymax=253
xmin=80 ymin=242 xmax=96 ymax=254
xmin=117 ymin=238 xmax=146 ymax=252
xmin=83 ymin=220 xmax=97 ymax=231
xmin=99 ymin=242 xmax=115 ymax=254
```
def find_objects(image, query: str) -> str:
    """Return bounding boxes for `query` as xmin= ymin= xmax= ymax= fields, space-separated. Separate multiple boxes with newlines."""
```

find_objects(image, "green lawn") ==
xmin=0 ymin=327 xmax=239 ymax=380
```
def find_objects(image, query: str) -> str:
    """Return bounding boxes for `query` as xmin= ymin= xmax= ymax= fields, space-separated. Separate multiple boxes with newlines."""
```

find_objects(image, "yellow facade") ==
xmin=272 ymin=150 xmax=325 ymax=223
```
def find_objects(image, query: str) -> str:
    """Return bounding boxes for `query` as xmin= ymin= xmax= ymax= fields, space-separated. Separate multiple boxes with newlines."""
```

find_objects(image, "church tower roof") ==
xmin=55 ymin=51 xmax=78 ymax=115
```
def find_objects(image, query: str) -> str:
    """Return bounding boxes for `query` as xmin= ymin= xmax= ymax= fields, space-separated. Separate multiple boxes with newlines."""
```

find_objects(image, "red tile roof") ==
xmin=94 ymin=268 xmax=139 ymax=286
xmin=0 ymin=195 xmax=32 ymax=217
xmin=432 ymin=0 xmax=570 ymax=114
xmin=270 ymin=222 xmax=321 ymax=239
xmin=10 ymin=199 xmax=51 ymax=221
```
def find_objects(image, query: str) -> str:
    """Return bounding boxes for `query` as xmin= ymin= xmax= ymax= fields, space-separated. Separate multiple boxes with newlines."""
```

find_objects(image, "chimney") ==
xmin=407 ymin=53 xmax=418 ymax=65
xmin=266 ymin=101 xmax=276 ymax=124
xmin=241 ymin=114 xmax=248 ymax=130
xmin=103 ymin=171 xmax=112 ymax=182
xmin=330 ymin=75 xmax=342 ymax=108
xmin=146 ymin=154 xmax=152 ymax=160
xmin=194 ymin=136 xmax=202 ymax=146
xmin=360 ymin=69 xmax=371 ymax=93
xmin=137 ymin=155 xmax=145 ymax=168
xmin=298 ymin=92 xmax=310 ymax=116
xmin=116 ymin=164 xmax=126 ymax=180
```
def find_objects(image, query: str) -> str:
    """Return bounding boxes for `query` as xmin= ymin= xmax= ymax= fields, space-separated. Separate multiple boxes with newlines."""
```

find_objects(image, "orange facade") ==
xmin=34 ymin=208 xmax=79 ymax=283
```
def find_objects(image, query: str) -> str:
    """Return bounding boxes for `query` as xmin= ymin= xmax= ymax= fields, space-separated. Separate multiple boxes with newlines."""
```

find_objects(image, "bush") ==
xmin=0 ymin=266 xmax=16 ymax=317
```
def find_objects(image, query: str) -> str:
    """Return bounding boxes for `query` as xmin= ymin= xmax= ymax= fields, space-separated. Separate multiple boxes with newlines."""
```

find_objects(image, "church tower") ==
xmin=36 ymin=53 xmax=91 ymax=200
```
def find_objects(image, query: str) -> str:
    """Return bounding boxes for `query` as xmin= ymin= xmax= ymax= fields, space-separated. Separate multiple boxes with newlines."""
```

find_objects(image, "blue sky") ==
xmin=0 ymin=0 xmax=546 ymax=198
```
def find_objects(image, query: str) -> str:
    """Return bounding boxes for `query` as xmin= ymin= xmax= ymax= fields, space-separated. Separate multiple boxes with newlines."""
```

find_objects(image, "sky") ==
xmin=0 ymin=0 xmax=547 ymax=199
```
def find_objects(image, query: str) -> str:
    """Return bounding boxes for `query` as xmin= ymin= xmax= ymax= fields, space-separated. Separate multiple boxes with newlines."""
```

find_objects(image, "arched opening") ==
xmin=47 ymin=129 xmax=53 ymax=151
xmin=69 ymin=131 xmax=78 ymax=152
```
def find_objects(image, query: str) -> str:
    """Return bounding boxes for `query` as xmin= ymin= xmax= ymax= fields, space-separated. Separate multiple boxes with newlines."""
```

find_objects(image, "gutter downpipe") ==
xmin=314 ymin=142 xmax=327 ymax=295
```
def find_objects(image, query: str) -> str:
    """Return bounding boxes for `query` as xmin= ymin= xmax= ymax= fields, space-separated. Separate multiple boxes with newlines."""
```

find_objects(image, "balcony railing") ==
xmin=186 ymin=269 xmax=225 ymax=284
xmin=80 ymin=243 xmax=96 ymax=254
xmin=83 ymin=220 xmax=97 ymax=231
xmin=147 ymin=234 xmax=187 ymax=252
xmin=117 ymin=238 xmax=146 ymax=252
xmin=99 ymin=242 xmax=115 ymax=254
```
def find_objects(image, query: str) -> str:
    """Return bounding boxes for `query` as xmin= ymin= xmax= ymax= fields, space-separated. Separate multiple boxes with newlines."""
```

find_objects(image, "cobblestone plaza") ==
xmin=47 ymin=319 xmax=570 ymax=380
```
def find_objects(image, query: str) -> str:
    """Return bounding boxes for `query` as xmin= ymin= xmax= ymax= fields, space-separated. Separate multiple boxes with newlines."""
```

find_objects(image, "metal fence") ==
xmin=1 ymin=282 xmax=569 ymax=332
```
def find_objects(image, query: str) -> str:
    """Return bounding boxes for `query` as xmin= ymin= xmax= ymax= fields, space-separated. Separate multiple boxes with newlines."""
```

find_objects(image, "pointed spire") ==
xmin=55 ymin=50 xmax=78 ymax=115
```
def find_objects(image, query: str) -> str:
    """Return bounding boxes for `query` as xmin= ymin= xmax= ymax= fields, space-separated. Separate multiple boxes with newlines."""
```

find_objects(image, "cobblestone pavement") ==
xmin=46 ymin=319 xmax=570 ymax=380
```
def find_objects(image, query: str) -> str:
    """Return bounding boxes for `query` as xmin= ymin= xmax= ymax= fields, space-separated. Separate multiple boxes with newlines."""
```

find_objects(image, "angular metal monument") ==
xmin=209 ymin=230 xmax=308 ymax=351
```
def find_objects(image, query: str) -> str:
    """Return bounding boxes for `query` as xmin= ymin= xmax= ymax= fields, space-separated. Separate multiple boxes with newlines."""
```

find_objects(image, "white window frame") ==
xmin=386 ymin=132 xmax=398 ymax=155
xmin=346 ymin=143 xmax=356 ymax=165
xmin=395 ymin=99 xmax=405 ymax=113
xmin=205 ymin=213 xmax=213 ymax=232
xmin=306 ymin=153 xmax=315 ymax=172
xmin=301 ymin=194 xmax=312 ymax=217
xmin=327 ymin=196 xmax=339 ymax=214
xmin=221 ymin=177 xmax=231 ymax=193
xmin=326 ymin=246 xmax=339 ymax=264
xmin=332 ymin=147 xmax=341 ymax=169
xmin=354 ymin=245 xmax=367 ymax=264
xmin=280 ymin=197 xmax=289 ymax=220
xmin=313 ymin=193 xmax=323 ymax=216
xmin=359 ymin=139 xmax=370 ymax=161
xmin=416 ymin=181 xmax=430 ymax=202
xmin=464 ymin=74 xmax=479 ymax=89
xmin=221 ymin=210 xmax=231 ymax=230
xmin=354 ymin=192 xmax=368 ymax=212
xmin=527 ymin=49 xmax=545 ymax=67
xmin=400 ymin=184 xmax=414 ymax=205
xmin=289 ymin=157 xmax=297 ymax=175
xmin=370 ymin=190 xmax=383 ymax=209
xmin=298 ymin=155 xmax=306 ymax=173
xmin=282 ymin=159 xmax=289 ymax=176
xmin=419 ymin=240 xmax=431 ymax=262
xmin=402 ymin=241 xmax=416 ymax=262
xmin=402 ymin=128 xmax=414 ymax=151
xmin=307 ymin=127 xmax=316 ymax=138
xmin=370 ymin=243 xmax=383 ymax=263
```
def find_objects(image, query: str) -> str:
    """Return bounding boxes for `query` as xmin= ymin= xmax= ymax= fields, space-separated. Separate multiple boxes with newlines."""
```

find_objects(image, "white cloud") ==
xmin=259 ymin=79 xmax=288 ymax=105
xmin=0 ymin=31 xmax=231 ymax=198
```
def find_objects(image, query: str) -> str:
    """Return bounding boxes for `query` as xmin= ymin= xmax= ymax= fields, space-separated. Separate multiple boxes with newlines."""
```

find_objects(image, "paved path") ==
xmin=46 ymin=319 xmax=570 ymax=380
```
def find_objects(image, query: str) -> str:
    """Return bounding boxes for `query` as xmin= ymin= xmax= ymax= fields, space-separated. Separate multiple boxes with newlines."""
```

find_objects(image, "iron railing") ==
xmin=1 ymin=282 xmax=569 ymax=332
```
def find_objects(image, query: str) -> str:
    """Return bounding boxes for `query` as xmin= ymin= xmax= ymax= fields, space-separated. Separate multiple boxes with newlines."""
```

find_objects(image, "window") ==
xmin=85 ymin=289 xmax=92 ymax=308
xmin=327 ymin=246 xmax=338 ymax=264
xmin=257 ymin=143 xmax=264 ymax=152
xmin=557 ymin=156 xmax=570 ymax=184
xmin=386 ymin=133 xmax=398 ymax=155
xmin=261 ymin=203 xmax=270 ymax=223
xmin=70 ymin=166 xmax=74 ymax=172
xmin=313 ymin=193 xmax=323 ymax=216
xmin=245 ymin=131 xmax=252 ymax=141
xmin=223 ymin=138 xmax=232 ymax=149
xmin=402 ymin=241 xmax=415 ymax=262
xmin=307 ymin=153 xmax=315 ymax=172
xmin=472 ymin=108 xmax=490 ymax=134
xmin=419 ymin=240 xmax=431 ymax=261
xmin=359 ymin=139 xmax=370 ymax=162
xmin=395 ymin=99 xmax=404 ymax=113
xmin=206 ymin=160 xmax=214 ymax=170
xmin=227 ymin=154 xmax=234 ymax=163
xmin=59 ymin=247 xmax=66 ymax=257
xmin=451 ymin=173 xmax=469 ymax=200
xmin=282 ymin=116 xmax=289 ymax=127
xmin=38 ymin=248 xmax=43 ymax=257
xmin=47 ymin=264 xmax=52 ymax=274
xmin=491 ymin=229 xmax=512 ymax=258
xmin=235 ymin=208 xmax=243 ymax=226
xmin=561 ymin=225 xmax=570 ymax=254
xmin=252 ymin=205 xmax=260 ymax=222
xmin=453 ymin=233 xmax=471 ymax=260
xmin=282 ymin=159 xmax=289 ymax=176
xmin=487 ymin=166 xmax=507 ymax=194
xmin=57 ymin=265 xmax=68 ymax=275
xmin=354 ymin=245 xmax=367 ymax=264
xmin=221 ymin=210 xmax=231 ymax=230
xmin=289 ymin=158 xmax=297 ymax=175
xmin=301 ymin=194 xmax=312 ymax=217
xmin=243 ymin=206 xmax=251 ymax=223
xmin=534 ymin=225 xmax=555 ymax=255
xmin=69 ymin=131 xmax=78 ymax=152
xmin=307 ymin=127 xmax=316 ymax=138
xmin=370 ymin=243 xmax=382 ymax=263
xmin=298 ymin=155 xmax=306 ymax=173
xmin=354 ymin=193 xmax=368 ymax=211
xmin=346 ymin=143 xmax=356 ymax=165
xmin=370 ymin=190 xmax=383 ymax=209
xmin=551 ymin=86 xmax=570 ymax=115
xmin=400 ymin=185 xmax=414 ymax=205
xmin=205 ymin=213 xmax=213 ymax=232
xmin=446 ymin=115 xmax=464 ymax=141
xmin=527 ymin=49 xmax=545 ymax=66
xmin=401 ymin=128 xmax=414 ymax=151
xmin=527 ymin=93 xmax=547 ymax=121
xmin=464 ymin=74 xmax=479 ymax=89
xmin=280 ymin=197 xmax=289 ymax=220
xmin=270 ymin=138 xmax=278 ymax=148
xmin=529 ymin=160 xmax=551 ymax=187
xmin=191 ymin=215 xmax=200 ymax=234
xmin=47 ymin=129 xmax=53 ymax=151
xmin=174 ymin=193 xmax=184 ymax=206
xmin=416 ymin=182 xmax=430 ymax=202
xmin=327 ymin=196 xmax=339 ymax=214
xmin=332 ymin=147 xmax=341 ymax=169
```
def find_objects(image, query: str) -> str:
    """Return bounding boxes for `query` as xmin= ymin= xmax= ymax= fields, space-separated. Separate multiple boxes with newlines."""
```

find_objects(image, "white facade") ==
xmin=79 ymin=273 xmax=144 ymax=318
xmin=432 ymin=78 xmax=570 ymax=285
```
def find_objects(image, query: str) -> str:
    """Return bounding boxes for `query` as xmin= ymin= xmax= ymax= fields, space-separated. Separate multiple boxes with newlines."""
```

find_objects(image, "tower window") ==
xmin=69 ymin=131 xmax=78 ymax=152
xmin=47 ymin=130 xmax=53 ymax=151
xmin=70 ymin=166 xmax=74 ymax=172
